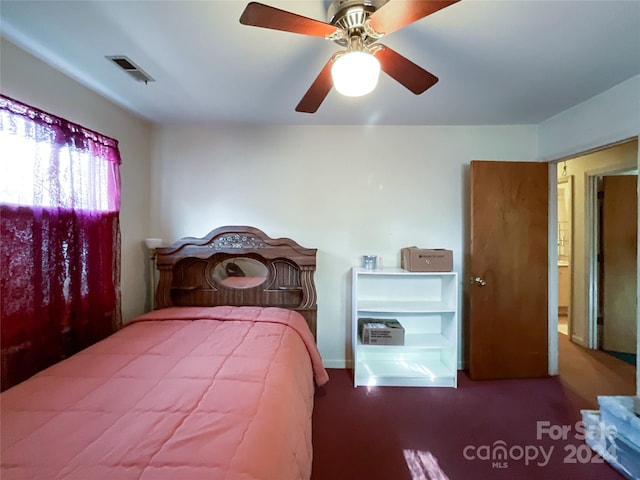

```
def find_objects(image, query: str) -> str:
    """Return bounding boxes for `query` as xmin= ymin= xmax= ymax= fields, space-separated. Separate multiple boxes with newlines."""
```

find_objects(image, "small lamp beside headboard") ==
xmin=144 ymin=237 xmax=164 ymax=311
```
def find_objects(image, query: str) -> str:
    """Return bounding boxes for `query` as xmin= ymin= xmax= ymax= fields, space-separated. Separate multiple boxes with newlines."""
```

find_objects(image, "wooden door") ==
xmin=602 ymin=175 xmax=638 ymax=354
xmin=470 ymin=161 xmax=549 ymax=380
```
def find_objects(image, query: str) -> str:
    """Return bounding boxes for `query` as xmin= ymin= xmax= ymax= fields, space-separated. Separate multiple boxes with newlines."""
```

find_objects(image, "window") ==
xmin=0 ymin=95 xmax=122 ymax=391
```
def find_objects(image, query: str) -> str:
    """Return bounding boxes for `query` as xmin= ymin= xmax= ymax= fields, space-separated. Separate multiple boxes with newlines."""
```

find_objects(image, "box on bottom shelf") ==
xmin=359 ymin=318 xmax=405 ymax=345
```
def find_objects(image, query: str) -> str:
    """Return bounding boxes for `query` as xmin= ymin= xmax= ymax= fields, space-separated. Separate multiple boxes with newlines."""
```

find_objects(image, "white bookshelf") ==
xmin=352 ymin=267 xmax=458 ymax=388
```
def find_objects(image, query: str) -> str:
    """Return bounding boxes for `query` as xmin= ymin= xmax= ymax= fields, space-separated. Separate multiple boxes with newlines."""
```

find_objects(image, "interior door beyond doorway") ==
xmin=470 ymin=160 xmax=549 ymax=380
xmin=602 ymin=174 xmax=638 ymax=355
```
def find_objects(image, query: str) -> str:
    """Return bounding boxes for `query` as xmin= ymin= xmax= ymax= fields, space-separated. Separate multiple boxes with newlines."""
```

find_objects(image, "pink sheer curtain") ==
xmin=0 ymin=95 xmax=122 ymax=391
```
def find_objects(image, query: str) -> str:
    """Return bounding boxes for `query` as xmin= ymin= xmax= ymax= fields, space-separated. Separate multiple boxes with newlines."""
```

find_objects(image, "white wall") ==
xmin=151 ymin=124 xmax=538 ymax=367
xmin=538 ymin=75 xmax=640 ymax=161
xmin=1 ymin=38 xmax=153 ymax=323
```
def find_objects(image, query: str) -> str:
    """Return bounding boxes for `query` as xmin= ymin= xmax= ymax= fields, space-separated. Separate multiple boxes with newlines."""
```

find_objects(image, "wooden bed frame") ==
xmin=154 ymin=226 xmax=318 ymax=337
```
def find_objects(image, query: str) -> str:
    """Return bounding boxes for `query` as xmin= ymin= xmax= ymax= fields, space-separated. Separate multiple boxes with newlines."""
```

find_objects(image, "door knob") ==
xmin=471 ymin=276 xmax=486 ymax=286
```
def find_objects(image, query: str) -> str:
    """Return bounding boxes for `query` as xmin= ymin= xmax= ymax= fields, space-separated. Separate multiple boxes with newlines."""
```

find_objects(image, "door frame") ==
xmin=549 ymin=164 xmax=559 ymax=375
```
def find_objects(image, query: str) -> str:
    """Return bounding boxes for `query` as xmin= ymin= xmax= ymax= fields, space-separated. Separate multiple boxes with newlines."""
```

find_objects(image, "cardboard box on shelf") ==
xmin=401 ymin=247 xmax=453 ymax=272
xmin=359 ymin=319 xmax=405 ymax=345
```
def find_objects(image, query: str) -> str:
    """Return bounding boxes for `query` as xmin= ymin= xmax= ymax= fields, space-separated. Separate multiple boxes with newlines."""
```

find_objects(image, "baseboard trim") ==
xmin=323 ymin=359 xmax=350 ymax=369
xmin=571 ymin=334 xmax=586 ymax=347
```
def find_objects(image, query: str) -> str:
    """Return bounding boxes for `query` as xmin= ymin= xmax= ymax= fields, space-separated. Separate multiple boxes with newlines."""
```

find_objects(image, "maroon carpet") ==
xmin=312 ymin=369 xmax=624 ymax=479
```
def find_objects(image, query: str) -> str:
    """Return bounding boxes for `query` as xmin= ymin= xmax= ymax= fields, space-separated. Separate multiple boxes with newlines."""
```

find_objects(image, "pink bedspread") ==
xmin=1 ymin=306 xmax=328 ymax=479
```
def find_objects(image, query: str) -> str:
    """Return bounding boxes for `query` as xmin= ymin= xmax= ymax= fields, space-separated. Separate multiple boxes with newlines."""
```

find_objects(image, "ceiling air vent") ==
xmin=106 ymin=55 xmax=154 ymax=84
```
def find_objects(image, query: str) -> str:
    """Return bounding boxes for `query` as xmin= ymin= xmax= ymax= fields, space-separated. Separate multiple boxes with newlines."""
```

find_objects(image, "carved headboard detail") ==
xmin=154 ymin=226 xmax=318 ymax=336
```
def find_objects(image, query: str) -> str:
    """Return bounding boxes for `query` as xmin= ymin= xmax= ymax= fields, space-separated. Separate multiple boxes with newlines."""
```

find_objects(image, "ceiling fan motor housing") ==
xmin=327 ymin=0 xmax=389 ymax=23
xmin=327 ymin=0 xmax=388 ymax=46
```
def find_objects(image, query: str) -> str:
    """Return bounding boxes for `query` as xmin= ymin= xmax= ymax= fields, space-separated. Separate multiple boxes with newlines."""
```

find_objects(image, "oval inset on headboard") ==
xmin=212 ymin=257 xmax=269 ymax=289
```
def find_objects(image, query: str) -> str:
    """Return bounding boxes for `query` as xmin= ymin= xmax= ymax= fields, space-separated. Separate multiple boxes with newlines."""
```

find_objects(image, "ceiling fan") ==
xmin=239 ymin=0 xmax=460 ymax=113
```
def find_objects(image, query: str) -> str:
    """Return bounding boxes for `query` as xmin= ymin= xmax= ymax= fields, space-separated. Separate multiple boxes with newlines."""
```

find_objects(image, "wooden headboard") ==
xmin=154 ymin=226 xmax=318 ymax=336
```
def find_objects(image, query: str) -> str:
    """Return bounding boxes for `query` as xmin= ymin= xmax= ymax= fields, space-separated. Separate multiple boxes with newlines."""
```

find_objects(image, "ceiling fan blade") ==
xmin=369 ymin=0 xmax=460 ymax=36
xmin=295 ymin=55 xmax=338 ymax=113
xmin=240 ymin=2 xmax=340 ymax=37
xmin=373 ymin=45 xmax=438 ymax=94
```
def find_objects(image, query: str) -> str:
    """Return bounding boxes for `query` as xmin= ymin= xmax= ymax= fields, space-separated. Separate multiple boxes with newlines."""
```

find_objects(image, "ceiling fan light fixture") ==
xmin=331 ymin=51 xmax=380 ymax=97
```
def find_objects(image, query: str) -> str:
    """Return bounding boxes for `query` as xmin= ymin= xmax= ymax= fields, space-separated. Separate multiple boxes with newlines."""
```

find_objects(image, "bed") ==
xmin=1 ymin=226 xmax=328 ymax=479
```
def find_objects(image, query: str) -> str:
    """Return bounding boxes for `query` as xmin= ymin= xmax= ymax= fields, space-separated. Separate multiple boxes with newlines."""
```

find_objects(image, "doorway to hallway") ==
xmin=554 ymin=140 xmax=638 ymax=372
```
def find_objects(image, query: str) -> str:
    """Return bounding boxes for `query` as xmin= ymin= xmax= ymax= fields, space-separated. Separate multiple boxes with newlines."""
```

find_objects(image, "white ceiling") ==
xmin=2 ymin=0 xmax=639 ymax=126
